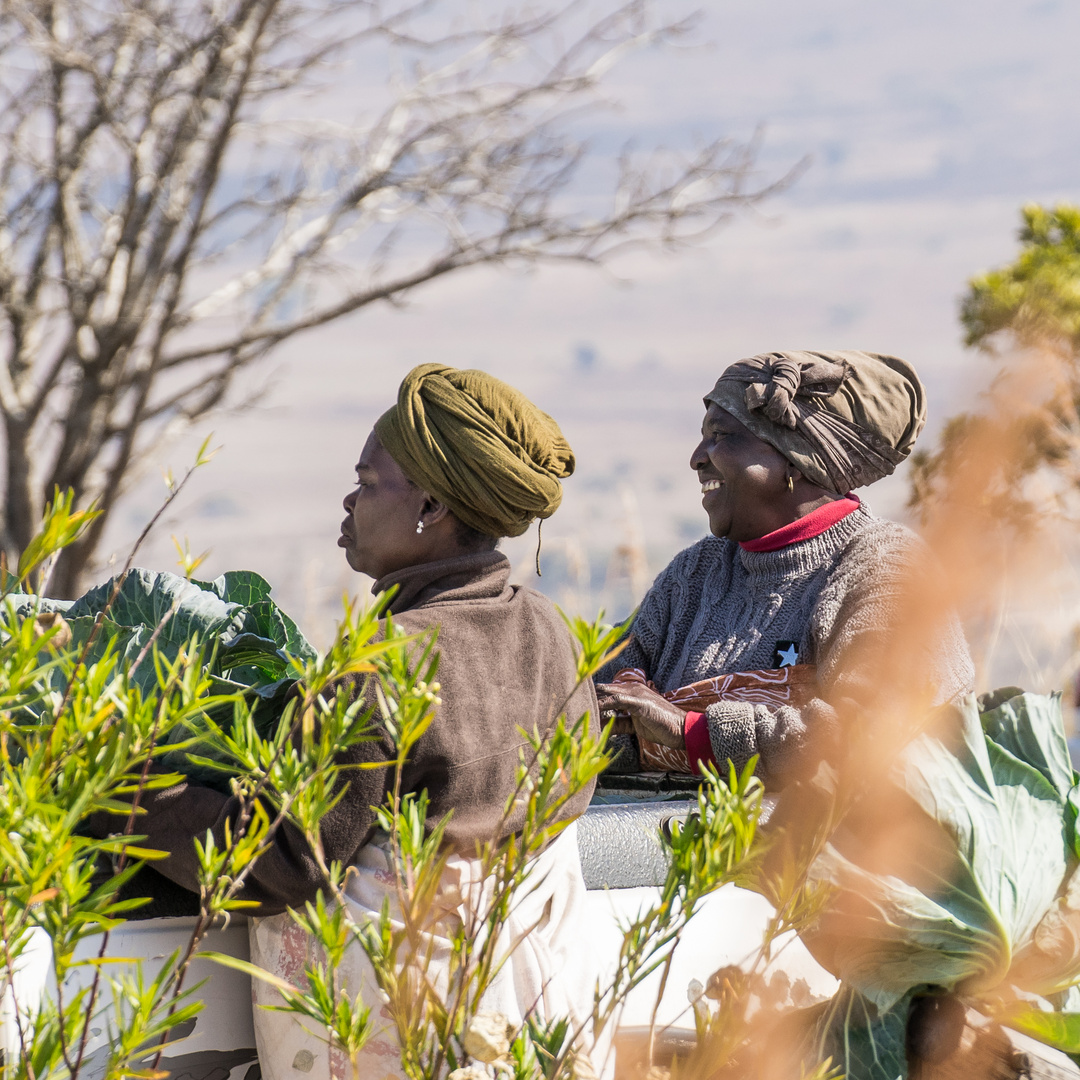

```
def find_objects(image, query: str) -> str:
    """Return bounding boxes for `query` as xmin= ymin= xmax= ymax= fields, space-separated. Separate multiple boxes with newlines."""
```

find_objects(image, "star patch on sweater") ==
xmin=773 ymin=641 xmax=800 ymax=668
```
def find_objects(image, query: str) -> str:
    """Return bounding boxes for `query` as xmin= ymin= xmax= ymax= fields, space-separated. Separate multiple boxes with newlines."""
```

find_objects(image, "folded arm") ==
xmin=598 ymin=531 xmax=973 ymax=788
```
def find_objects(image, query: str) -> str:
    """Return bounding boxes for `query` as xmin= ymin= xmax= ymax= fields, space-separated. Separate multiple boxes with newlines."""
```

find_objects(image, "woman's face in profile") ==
xmin=339 ymin=432 xmax=426 ymax=579
xmin=690 ymin=403 xmax=791 ymax=541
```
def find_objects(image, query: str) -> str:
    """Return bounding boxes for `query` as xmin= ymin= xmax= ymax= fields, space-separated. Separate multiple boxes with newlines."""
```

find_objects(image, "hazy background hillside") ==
xmin=97 ymin=0 xmax=1080 ymax=662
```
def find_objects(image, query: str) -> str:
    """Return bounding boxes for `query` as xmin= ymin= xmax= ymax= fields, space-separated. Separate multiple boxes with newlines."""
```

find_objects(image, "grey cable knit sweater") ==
xmin=598 ymin=503 xmax=974 ymax=786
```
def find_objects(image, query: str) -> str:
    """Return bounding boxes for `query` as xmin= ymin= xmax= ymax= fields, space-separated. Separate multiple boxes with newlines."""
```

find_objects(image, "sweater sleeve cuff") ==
xmin=684 ymin=711 xmax=716 ymax=776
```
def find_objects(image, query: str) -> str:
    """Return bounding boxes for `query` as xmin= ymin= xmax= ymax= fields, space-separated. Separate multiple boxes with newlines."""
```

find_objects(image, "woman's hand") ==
xmin=595 ymin=682 xmax=687 ymax=749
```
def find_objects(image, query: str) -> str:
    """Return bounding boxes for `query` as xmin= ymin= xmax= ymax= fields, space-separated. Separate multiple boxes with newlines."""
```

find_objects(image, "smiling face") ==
xmin=338 ymin=432 xmax=432 ymax=579
xmin=690 ymin=403 xmax=797 ymax=541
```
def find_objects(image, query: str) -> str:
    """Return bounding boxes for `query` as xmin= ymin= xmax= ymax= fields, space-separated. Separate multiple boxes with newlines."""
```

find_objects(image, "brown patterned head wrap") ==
xmin=705 ymin=350 xmax=927 ymax=492
xmin=374 ymin=363 xmax=574 ymax=538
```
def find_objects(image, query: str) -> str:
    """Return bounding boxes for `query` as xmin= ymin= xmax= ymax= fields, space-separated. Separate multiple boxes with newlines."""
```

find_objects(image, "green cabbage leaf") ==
xmin=804 ymin=692 xmax=1080 ymax=1079
xmin=4 ymin=568 xmax=316 ymax=786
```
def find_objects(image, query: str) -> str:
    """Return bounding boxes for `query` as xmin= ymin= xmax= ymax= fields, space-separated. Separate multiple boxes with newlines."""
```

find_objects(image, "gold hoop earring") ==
xmin=786 ymin=475 xmax=794 ymax=494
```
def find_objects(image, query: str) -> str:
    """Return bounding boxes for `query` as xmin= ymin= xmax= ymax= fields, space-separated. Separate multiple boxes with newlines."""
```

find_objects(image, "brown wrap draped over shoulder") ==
xmin=705 ymin=349 xmax=927 ymax=493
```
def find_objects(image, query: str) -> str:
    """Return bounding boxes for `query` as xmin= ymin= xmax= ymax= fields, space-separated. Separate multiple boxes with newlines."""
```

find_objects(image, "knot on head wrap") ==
xmin=374 ymin=363 xmax=575 ymax=538
xmin=706 ymin=350 xmax=927 ymax=492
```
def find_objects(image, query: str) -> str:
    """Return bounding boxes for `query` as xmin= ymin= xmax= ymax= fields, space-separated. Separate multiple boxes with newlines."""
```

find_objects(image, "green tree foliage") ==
xmin=961 ymin=204 xmax=1080 ymax=352
xmin=909 ymin=204 xmax=1080 ymax=524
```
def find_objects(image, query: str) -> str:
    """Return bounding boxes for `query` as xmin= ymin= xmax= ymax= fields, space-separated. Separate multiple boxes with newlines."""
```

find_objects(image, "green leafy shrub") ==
xmin=1 ymin=489 xmax=815 ymax=1080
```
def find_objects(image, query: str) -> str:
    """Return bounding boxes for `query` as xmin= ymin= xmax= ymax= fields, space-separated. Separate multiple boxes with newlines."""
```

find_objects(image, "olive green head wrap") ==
xmin=705 ymin=350 xmax=927 ymax=493
xmin=374 ymin=363 xmax=575 ymax=538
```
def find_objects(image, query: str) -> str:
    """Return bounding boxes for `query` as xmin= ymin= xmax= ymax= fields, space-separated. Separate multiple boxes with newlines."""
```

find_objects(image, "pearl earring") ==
xmin=416 ymin=520 xmax=425 ymax=534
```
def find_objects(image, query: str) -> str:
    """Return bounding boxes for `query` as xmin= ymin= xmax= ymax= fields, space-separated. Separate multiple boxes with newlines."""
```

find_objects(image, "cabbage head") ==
xmin=803 ymin=692 xmax=1080 ymax=1078
xmin=5 ymin=568 xmax=316 ymax=786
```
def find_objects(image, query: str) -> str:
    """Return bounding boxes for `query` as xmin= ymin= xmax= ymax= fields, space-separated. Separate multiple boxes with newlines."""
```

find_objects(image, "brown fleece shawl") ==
xmin=90 ymin=552 xmax=598 ymax=916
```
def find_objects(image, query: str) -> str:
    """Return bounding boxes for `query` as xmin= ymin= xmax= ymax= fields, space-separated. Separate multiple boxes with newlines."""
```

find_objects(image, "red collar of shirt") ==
xmin=738 ymin=494 xmax=861 ymax=553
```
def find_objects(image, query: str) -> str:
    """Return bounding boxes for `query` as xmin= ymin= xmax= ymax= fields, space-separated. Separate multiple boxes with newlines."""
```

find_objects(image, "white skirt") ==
xmin=249 ymin=821 xmax=609 ymax=1080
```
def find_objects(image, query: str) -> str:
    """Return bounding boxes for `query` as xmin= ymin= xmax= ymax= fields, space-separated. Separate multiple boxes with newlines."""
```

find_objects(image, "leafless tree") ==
xmin=0 ymin=0 xmax=793 ymax=595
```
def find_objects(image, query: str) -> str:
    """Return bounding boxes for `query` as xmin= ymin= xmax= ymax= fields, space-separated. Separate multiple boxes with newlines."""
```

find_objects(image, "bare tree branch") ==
xmin=0 ymin=0 xmax=798 ymax=595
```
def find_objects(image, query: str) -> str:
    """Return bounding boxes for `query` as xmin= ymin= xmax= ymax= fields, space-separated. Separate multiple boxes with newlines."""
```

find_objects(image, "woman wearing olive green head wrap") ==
xmin=249 ymin=364 xmax=608 ymax=1080
xmin=335 ymin=363 xmax=576 ymax=579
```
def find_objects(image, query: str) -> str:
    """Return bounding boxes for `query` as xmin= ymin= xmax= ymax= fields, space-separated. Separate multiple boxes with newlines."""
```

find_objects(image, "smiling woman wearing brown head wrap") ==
xmin=596 ymin=347 xmax=972 ymax=792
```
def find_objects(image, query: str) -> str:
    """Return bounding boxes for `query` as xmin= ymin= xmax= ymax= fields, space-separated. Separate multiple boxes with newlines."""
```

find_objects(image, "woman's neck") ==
xmin=739 ymin=494 xmax=861 ymax=552
xmin=730 ymin=490 xmax=843 ymax=544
